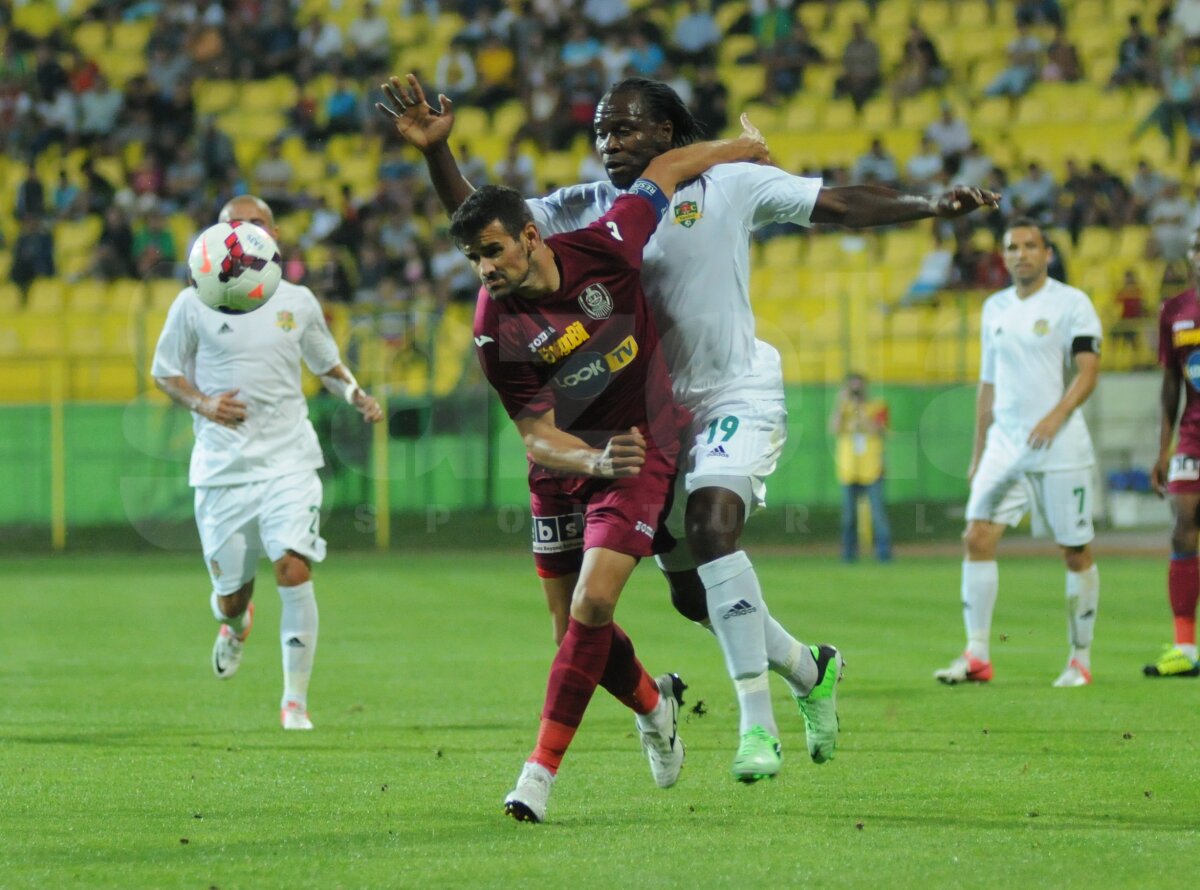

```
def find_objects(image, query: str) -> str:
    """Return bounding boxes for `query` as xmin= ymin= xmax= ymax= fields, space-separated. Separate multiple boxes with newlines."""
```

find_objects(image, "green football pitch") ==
xmin=3 ymin=549 xmax=1196 ymax=888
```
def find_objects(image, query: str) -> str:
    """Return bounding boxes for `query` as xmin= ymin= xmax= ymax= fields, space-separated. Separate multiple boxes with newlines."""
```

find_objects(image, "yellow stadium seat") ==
xmin=822 ymin=100 xmax=859 ymax=132
xmin=68 ymin=280 xmax=108 ymax=312
xmin=70 ymin=358 xmax=139 ymax=401
xmin=241 ymin=76 xmax=299 ymax=113
xmin=0 ymin=283 xmax=21 ymax=314
xmin=492 ymin=101 xmax=527 ymax=141
xmin=74 ymin=21 xmax=110 ymax=57
xmin=193 ymin=80 xmax=241 ymax=116
xmin=107 ymin=280 xmax=147 ymax=314
xmin=1076 ymin=227 xmax=1115 ymax=263
xmin=11 ymin=314 xmax=64 ymax=353
xmin=25 ymin=279 xmax=66 ymax=314
xmin=111 ymin=20 xmax=152 ymax=55
xmin=718 ymin=34 xmax=757 ymax=67
xmin=12 ymin=1 xmax=59 ymax=38
xmin=55 ymin=216 xmax=103 ymax=256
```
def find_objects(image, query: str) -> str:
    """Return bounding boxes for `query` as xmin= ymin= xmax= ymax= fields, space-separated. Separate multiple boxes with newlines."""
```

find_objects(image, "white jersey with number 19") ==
xmin=151 ymin=280 xmax=342 ymax=488
xmin=528 ymin=162 xmax=822 ymax=410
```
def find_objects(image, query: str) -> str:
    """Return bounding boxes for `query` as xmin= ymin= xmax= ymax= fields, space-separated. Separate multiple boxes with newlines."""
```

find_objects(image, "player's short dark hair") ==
xmin=449 ymin=185 xmax=533 ymax=245
xmin=603 ymin=77 xmax=706 ymax=147
xmin=1003 ymin=216 xmax=1047 ymax=244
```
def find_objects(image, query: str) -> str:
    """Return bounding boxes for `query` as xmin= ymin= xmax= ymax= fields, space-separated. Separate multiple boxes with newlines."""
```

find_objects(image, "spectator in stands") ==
xmin=852 ymin=137 xmax=899 ymax=187
xmin=474 ymin=34 xmax=517 ymax=112
xmin=900 ymin=230 xmax=955 ymax=307
xmin=982 ymin=17 xmax=1043 ymax=99
xmin=133 ymin=210 xmax=177 ymax=278
xmin=924 ymin=103 xmax=972 ymax=169
xmin=1112 ymin=268 xmax=1149 ymax=348
xmin=672 ymin=0 xmax=722 ymax=67
xmin=10 ymin=214 xmax=55 ymax=294
xmin=759 ymin=21 xmax=825 ymax=104
xmin=78 ymin=71 xmax=122 ymax=145
xmin=830 ymin=372 xmax=892 ymax=563
xmin=691 ymin=63 xmax=729 ymax=136
xmin=1148 ymin=180 xmax=1192 ymax=262
xmin=456 ymin=141 xmax=489 ymax=187
xmin=494 ymin=140 xmax=536 ymax=194
xmin=435 ymin=36 xmax=478 ymax=104
xmin=890 ymin=20 xmax=947 ymax=114
xmin=428 ymin=232 xmax=477 ymax=303
xmin=146 ymin=45 xmax=190 ymax=102
xmin=80 ymin=157 xmax=115 ymax=215
xmin=66 ymin=46 xmax=100 ymax=95
xmin=15 ymin=161 xmax=45 ymax=219
xmin=583 ymin=0 xmax=630 ymax=31
xmin=33 ymin=41 xmax=67 ymax=99
xmin=323 ymin=77 xmax=361 ymax=137
xmin=599 ymin=31 xmax=633 ymax=84
xmin=1108 ymin=15 xmax=1156 ymax=88
xmin=286 ymin=84 xmax=321 ymax=147
xmin=1133 ymin=48 xmax=1200 ymax=152
xmin=252 ymin=139 xmax=295 ymax=214
xmin=627 ymin=26 xmax=666 ymax=78
xmin=1007 ymin=161 xmax=1057 ymax=222
xmin=253 ymin=3 xmax=297 ymax=78
xmin=1128 ymin=158 xmax=1166 ymax=224
xmin=347 ymin=2 xmax=392 ymax=77
xmin=1041 ymin=25 xmax=1082 ymax=82
xmin=956 ymin=141 xmax=994 ymax=188
xmin=53 ymin=168 xmax=82 ymax=219
xmin=1015 ymin=0 xmax=1064 ymax=28
xmin=834 ymin=20 xmax=882 ymax=111
xmin=196 ymin=116 xmax=238 ymax=183
xmin=92 ymin=204 xmax=135 ymax=281
xmin=1174 ymin=0 xmax=1200 ymax=45
xmin=904 ymin=135 xmax=943 ymax=193
xmin=299 ymin=14 xmax=343 ymax=73
xmin=30 ymin=80 xmax=78 ymax=158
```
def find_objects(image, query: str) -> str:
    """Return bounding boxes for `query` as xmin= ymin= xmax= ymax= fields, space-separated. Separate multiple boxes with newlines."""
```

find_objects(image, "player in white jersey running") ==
xmin=152 ymin=195 xmax=383 ymax=730
xmin=934 ymin=217 xmax=1102 ymax=689
xmin=378 ymin=73 xmax=997 ymax=780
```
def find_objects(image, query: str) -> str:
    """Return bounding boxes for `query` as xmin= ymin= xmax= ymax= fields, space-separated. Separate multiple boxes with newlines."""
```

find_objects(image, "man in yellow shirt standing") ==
xmin=830 ymin=372 xmax=893 ymax=563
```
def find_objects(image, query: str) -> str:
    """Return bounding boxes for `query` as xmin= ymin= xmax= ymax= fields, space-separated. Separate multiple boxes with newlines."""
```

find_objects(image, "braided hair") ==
xmin=602 ymin=77 xmax=706 ymax=147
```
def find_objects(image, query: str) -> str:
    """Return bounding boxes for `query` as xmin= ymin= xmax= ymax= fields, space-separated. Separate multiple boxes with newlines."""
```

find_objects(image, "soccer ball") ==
xmin=188 ymin=221 xmax=283 ymax=314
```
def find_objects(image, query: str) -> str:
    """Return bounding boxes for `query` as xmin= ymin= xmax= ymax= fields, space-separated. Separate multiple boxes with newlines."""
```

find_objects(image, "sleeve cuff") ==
xmin=628 ymin=179 xmax=670 ymax=220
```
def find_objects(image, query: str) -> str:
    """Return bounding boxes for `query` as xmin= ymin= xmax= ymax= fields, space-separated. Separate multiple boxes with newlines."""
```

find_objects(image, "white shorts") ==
xmin=195 ymin=470 xmax=327 ymax=595
xmin=656 ymin=395 xmax=787 ymax=572
xmin=965 ymin=444 xmax=1095 ymax=547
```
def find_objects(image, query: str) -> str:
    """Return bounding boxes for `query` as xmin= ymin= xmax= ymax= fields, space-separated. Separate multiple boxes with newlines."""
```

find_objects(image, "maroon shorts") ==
xmin=529 ymin=471 xmax=676 ymax=578
xmin=1168 ymin=453 xmax=1200 ymax=495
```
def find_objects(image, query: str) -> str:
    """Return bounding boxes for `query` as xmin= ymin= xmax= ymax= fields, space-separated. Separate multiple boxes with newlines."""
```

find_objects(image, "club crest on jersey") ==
xmin=276 ymin=310 xmax=295 ymax=332
xmin=1032 ymin=318 xmax=1050 ymax=336
xmin=674 ymin=200 xmax=701 ymax=228
xmin=1186 ymin=350 xmax=1200 ymax=391
xmin=578 ymin=283 xmax=613 ymax=319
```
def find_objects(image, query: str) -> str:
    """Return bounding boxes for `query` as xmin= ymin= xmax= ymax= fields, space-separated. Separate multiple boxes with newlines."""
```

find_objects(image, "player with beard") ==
xmin=378 ymin=73 xmax=998 ymax=781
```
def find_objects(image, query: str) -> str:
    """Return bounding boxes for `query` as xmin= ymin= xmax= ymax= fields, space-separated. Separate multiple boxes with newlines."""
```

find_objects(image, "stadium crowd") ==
xmin=0 ymin=0 xmax=1198 ymax=364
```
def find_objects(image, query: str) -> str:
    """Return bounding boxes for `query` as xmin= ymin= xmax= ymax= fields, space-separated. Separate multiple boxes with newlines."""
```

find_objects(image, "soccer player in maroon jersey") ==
xmin=1148 ymin=227 xmax=1200 ymax=678
xmin=456 ymin=125 xmax=769 ymax=822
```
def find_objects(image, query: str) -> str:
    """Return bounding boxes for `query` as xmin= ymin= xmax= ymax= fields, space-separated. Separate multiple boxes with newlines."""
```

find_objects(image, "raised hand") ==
xmin=737 ymin=112 xmax=772 ymax=165
xmin=375 ymin=73 xmax=455 ymax=154
xmin=591 ymin=427 xmax=647 ymax=478
xmin=934 ymin=186 xmax=1001 ymax=219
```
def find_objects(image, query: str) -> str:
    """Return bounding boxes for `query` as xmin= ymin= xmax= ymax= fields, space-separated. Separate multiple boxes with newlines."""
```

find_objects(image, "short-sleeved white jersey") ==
xmin=151 ymin=280 xmax=342 ymax=487
xmin=978 ymin=277 xmax=1102 ymax=471
xmin=528 ymin=163 xmax=822 ymax=406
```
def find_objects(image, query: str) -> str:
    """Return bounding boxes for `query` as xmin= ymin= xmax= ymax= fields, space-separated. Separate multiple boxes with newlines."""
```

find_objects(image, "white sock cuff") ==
xmin=697 ymin=551 xmax=753 ymax=588
xmin=963 ymin=560 xmax=998 ymax=582
xmin=1066 ymin=565 xmax=1099 ymax=597
xmin=278 ymin=580 xmax=315 ymax=603
xmin=210 ymin=591 xmax=225 ymax=622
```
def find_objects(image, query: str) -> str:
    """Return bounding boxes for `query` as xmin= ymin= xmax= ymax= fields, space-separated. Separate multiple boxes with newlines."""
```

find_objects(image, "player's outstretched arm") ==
xmin=516 ymin=411 xmax=645 ymax=478
xmin=811 ymin=184 xmax=1001 ymax=228
xmin=319 ymin=364 xmax=384 ymax=423
xmin=640 ymin=113 xmax=770 ymax=199
xmin=376 ymin=73 xmax=474 ymax=214
xmin=154 ymin=375 xmax=247 ymax=428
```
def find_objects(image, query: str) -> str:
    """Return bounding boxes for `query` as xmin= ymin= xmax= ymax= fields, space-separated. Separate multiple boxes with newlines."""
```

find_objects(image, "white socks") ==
xmin=698 ymin=551 xmax=776 ymax=736
xmin=765 ymin=618 xmax=819 ymax=697
xmin=1065 ymin=565 xmax=1099 ymax=669
xmin=278 ymin=581 xmax=318 ymax=707
xmin=962 ymin=560 xmax=999 ymax=662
